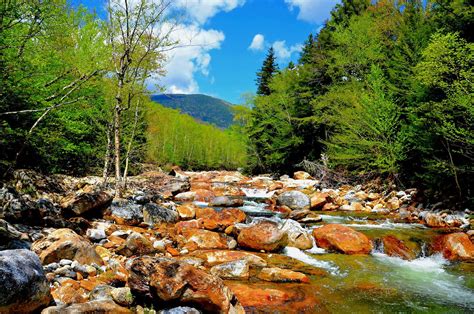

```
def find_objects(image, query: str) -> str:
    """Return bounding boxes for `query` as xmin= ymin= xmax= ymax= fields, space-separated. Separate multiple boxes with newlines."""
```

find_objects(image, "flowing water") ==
xmin=212 ymin=184 xmax=474 ymax=312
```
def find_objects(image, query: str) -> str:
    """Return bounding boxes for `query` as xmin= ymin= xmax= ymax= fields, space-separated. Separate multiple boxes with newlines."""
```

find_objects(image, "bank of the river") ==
xmin=1 ymin=169 xmax=473 ymax=313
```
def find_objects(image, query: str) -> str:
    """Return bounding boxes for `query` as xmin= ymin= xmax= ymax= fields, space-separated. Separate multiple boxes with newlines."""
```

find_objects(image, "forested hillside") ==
xmin=244 ymin=0 xmax=473 ymax=205
xmin=146 ymin=103 xmax=246 ymax=169
xmin=151 ymin=94 xmax=235 ymax=128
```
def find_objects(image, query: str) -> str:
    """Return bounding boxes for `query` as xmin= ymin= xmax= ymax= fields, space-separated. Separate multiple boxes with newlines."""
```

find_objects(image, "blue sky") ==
xmin=71 ymin=0 xmax=340 ymax=104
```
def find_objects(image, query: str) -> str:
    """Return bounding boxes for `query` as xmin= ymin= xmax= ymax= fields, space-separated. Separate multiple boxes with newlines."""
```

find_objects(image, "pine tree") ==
xmin=256 ymin=47 xmax=278 ymax=96
xmin=299 ymin=33 xmax=316 ymax=64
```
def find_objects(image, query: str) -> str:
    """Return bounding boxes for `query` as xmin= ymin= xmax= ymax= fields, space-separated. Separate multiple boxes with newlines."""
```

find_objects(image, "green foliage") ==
xmin=146 ymin=102 xmax=247 ymax=170
xmin=326 ymin=65 xmax=405 ymax=175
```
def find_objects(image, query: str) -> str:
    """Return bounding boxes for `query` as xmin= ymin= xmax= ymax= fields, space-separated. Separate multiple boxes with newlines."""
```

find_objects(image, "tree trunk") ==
xmin=114 ymin=104 xmax=122 ymax=196
xmin=102 ymin=124 xmax=112 ymax=186
xmin=123 ymin=99 xmax=140 ymax=189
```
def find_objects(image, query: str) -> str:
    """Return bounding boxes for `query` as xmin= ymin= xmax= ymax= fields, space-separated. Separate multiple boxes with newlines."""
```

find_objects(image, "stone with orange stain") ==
xmin=166 ymin=246 xmax=180 ymax=256
xmin=433 ymin=232 xmax=474 ymax=261
xmin=52 ymin=280 xmax=88 ymax=305
xmin=196 ymin=207 xmax=246 ymax=231
xmin=128 ymin=256 xmax=244 ymax=313
xmin=382 ymin=235 xmax=416 ymax=260
xmin=181 ymin=229 xmax=236 ymax=250
xmin=310 ymin=192 xmax=328 ymax=209
xmin=257 ymin=267 xmax=310 ymax=283
xmin=236 ymin=220 xmax=288 ymax=252
xmin=322 ymin=203 xmax=338 ymax=211
xmin=313 ymin=224 xmax=372 ymax=255
xmin=176 ymin=203 xmax=197 ymax=220
xmin=193 ymin=250 xmax=267 ymax=267
xmin=176 ymin=219 xmax=201 ymax=234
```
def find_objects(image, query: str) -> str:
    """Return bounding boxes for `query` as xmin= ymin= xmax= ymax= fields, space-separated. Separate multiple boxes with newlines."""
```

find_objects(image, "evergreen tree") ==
xmin=256 ymin=47 xmax=278 ymax=96
xmin=299 ymin=33 xmax=316 ymax=64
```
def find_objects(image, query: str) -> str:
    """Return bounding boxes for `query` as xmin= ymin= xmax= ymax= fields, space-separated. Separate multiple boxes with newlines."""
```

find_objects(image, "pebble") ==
xmin=59 ymin=259 xmax=73 ymax=266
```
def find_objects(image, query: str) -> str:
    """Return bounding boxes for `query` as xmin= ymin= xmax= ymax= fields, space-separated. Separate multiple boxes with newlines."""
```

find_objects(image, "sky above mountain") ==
xmin=71 ymin=0 xmax=340 ymax=104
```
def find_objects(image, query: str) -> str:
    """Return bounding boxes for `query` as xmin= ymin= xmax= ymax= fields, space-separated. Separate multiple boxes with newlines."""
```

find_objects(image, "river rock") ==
xmin=41 ymin=300 xmax=131 ymax=314
xmin=280 ymin=219 xmax=313 ymax=250
xmin=176 ymin=203 xmax=197 ymax=220
xmin=128 ymin=256 xmax=243 ymax=313
xmin=32 ymin=228 xmax=103 ymax=265
xmin=310 ymin=193 xmax=328 ymax=209
xmin=61 ymin=190 xmax=112 ymax=216
xmin=0 ymin=218 xmax=31 ymax=250
xmin=209 ymin=196 xmax=244 ymax=207
xmin=382 ymin=235 xmax=416 ymax=260
xmin=210 ymin=260 xmax=250 ymax=280
xmin=111 ymin=287 xmax=134 ymax=306
xmin=159 ymin=307 xmax=200 ymax=314
xmin=277 ymin=191 xmax=310 ymax=211
xmin=181 ymin=229 xmax=237 ymax=250
xmin=116 ymin=232 xmax=155 ymax=257
xmin=312 ymin=224 xmax=372 ymax=254
xmin=195 ymin=250 xmax=267 ymax=267
xmin=434 ymin=233 xmax=474 ymax=261
xmin=236 ymin=220 xmax=288 ymax=252
xmin=293 ymin=171 xmax=312 ymax=180
xmin=106 ymin=199 xmax=143 ymax=225
xmin=196 ymin=207 xmax=246 ymax=231
xmin=257 ymin=267 xmax=309 ymax=283
xmin=142 ymin=203 xmax=178 ymax=226
xmin=0 ymin=249 xmax=52 ymax=313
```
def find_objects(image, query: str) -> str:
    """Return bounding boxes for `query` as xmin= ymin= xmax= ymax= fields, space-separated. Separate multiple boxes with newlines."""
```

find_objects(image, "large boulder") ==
xmin=142 ymin=203 xmax=178 ymax=226
xmin=105 ymin=199 xmax=143 ymax=225
xmin=236 ymin=220 xmax=288 ymax=252
xmin=196 ymin=207 xmax=246 ymax=231
xmin=434 ymin=233 xmax=474 ymax=261
xmin=181 ymin=229 xmax=236 ymax=251
xmin=312 ymin=224 xmax=372 ymax=254
xmin=61 ymin=190 xmax=112 ymax=216
xmin=0 ymin=249 xmax=52 ymax=313
xmin=32 ymin=228 xmax=103 ymax=265
xmin=277 ymin=191 xmax=310 ymax=211
xmin=128 ymin=256 xmax=243 ymax=313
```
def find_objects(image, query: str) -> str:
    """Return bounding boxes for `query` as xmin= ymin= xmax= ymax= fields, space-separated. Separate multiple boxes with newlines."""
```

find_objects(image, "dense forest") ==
xmin=244 ymin=0 xmax=473 ymax=206
xmin=0 ymin=0 xmax=472 ymax=205
xmin=151 ymin=94 xmax=235 ymax=129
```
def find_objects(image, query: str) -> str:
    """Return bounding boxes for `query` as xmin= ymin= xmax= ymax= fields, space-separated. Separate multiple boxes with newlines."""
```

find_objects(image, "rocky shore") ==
xmin=1 ymin=169 xmax=473 ymax=313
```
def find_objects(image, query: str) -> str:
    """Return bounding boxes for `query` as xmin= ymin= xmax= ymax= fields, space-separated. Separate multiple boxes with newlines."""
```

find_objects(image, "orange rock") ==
xmin=176 ymin=203 xmax=197 ymax=220
xmin=128 ymin=256 xmax=243 ymax=313
xmin=237 ymin=220 xmax=288 ymax=252
xmin=434 ymin=233 xmax=474 ymax=261
xmin=196 ymin=208 xmax=246 ymax=231
xmin=194 ymin=189 xmax=215 ymax=202
xmin=257 ymin=267 xmax=309 ymax=283
xmin=294 ymin=171 xmax=312 ymax=180
xmin=176 ymin=220 xmax=201 ymax=234
xmin=42 ymin=300 xmax=131 ymax=313
xmin=31 ymin=228 xmax=103 ymax=265
xmin=181 ymin=229 xmax=236 ymax=250
xmin=80 ymin=278 xmax=102 ymax=291
xmin=310 ymin=193 xmax=328 ymax=209
xmin=194 ymin=250 xmax=267 ymax=267
xmin=313 ymin=224 xmax=372 ymax=254
xmin=53 ymin=281 xmax=88 ymax=305
xmin=382 ymin=235 xmax=416 ymax=260
xmin=166 ymin=246 xmax=180 ymax=256
xmin=322 ymin=203 xmax=338 ymax=211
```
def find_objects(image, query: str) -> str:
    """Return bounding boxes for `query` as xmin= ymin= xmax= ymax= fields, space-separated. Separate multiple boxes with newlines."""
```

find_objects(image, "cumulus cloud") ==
xmin=285 ymin=0 xmax=339 ymax=24
xmin=272 ymin=40 xmax=303 ymax=59
xmin=158 ymin=23 xmax=225 ymax=94
xmin=174 ymin=0 xmax=246 ymax=24
xmin=248 ymin=34 xmax=265 ymax=51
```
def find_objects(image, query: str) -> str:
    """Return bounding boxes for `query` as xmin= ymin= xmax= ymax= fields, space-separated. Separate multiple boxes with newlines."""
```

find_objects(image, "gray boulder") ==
xmin=0 ymin=249 xmax=52 ymax=313
xmin=142 ymin=203 xmax=178 ymax=226
xmin=277 ymin=191 xmax=310 ymax=210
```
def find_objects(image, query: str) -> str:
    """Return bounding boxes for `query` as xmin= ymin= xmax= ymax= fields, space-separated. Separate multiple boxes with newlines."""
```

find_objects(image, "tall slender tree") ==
xmin=256 ymin=47 xmax=278 ymax=96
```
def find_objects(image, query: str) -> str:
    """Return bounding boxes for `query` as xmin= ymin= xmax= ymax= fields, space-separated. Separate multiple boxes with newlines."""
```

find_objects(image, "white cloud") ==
xmin=285 ymin=0 xmax=340 ymax=24
xmin=272 ymin=40 xmax=303 ymax=59
xmin=174 ymin=0 xmax=246 ymax=24
xmin=248 ymin=34 xmax=265 ymax=51
xmin=158 ymin=23 xmax=225 ymax=94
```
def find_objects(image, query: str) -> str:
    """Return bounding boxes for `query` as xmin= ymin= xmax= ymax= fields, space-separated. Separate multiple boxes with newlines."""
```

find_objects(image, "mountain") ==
xmin=150 ymin=94 xmax=235 ymax=128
